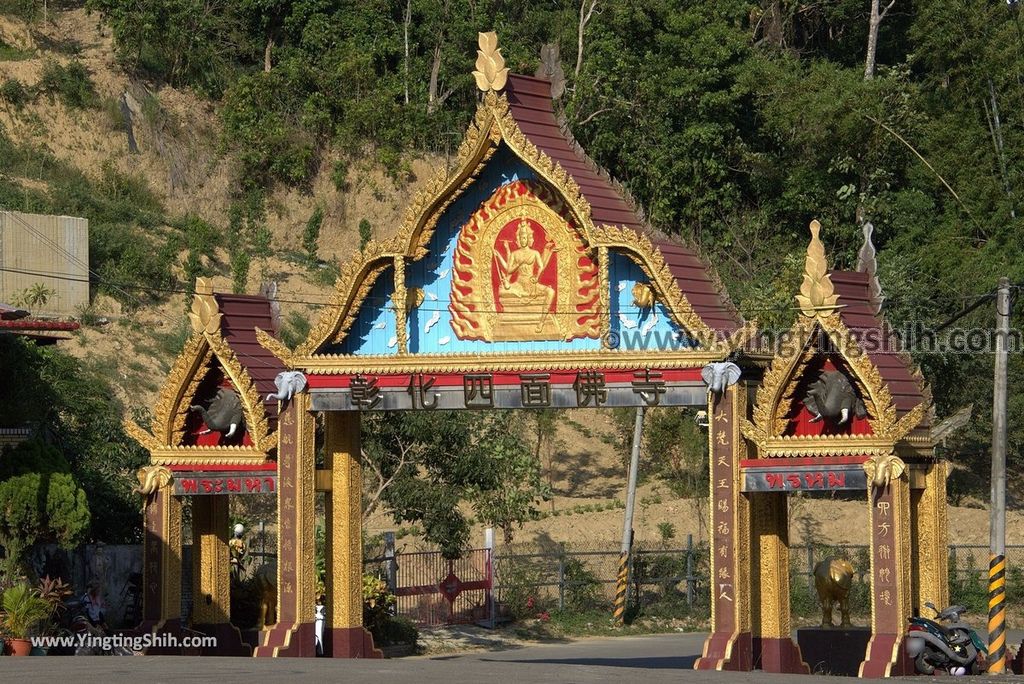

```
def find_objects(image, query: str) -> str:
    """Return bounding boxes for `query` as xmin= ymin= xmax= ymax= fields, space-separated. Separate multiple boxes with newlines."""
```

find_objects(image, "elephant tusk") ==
xmin=839 ymin=408 xmax=849 ymax=424
xmin=809 ymin=412 xmax=822 ymax=422
xmin=266 ymin=393 xmax=276 ymax=402
xmin=225 ymin=423 xmax=238 ymax=438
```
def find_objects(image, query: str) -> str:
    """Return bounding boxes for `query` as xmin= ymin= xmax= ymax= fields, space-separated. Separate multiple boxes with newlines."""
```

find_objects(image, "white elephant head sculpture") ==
xmin=267 ymin=371 xmax=308 ymax=402
xmin=702 ymin=362 xmax=741 ymax=398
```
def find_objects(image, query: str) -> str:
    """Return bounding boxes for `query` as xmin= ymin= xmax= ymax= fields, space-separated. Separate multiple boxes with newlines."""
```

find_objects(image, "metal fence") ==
xmin=493 ymin=537 xmax=709 ymax=619
xmin=485 ymin=541 xmax=1024 ymax=621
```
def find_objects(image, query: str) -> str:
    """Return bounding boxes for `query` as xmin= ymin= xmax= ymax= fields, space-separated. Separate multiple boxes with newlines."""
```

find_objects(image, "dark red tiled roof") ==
xmin=830 ymin=270 xmax=929 ymax=428
xmin=214 ymin=293 xmax=285 ymax=427
xmin=504 ymin=74 xmax=742 ymax=336
xmin=0 ymin=303 xmax=29 ymax=320
xmin=0 ymin=318 xmax=79 ymax=331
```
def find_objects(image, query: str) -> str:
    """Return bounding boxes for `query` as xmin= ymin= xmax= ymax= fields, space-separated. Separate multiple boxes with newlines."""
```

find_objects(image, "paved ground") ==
xmin=3 ymin=632 xmax=1024 ymax=683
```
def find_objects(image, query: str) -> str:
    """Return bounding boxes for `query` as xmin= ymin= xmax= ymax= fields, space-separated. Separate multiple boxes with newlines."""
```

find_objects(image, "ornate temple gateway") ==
xmin=696 ymin=221 xmax=944 ymax=677
xmin=127 ymin=33 xmax=946 ymax=677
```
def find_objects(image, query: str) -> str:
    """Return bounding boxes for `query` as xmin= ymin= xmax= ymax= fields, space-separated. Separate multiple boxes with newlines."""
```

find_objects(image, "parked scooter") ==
xmin=905 ymin=602 xmax=987 ymax=675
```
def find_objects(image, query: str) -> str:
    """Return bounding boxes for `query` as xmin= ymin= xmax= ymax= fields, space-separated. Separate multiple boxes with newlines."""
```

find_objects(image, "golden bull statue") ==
xmin=814 ymin=557 xmax=854 ymax=627
xmin=253 ymin=563 xmax=277 ymax=630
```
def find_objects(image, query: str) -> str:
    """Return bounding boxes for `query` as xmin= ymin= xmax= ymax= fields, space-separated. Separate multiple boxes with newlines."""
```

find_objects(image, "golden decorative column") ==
xmin=142 ymin=481 xmax=182 ymax=627
xmin=696 ymin=382 xmax=753 ymax=671
xmin=392 ymin=256 xmax=408 ymax=354
xmin=752 ymin=492 xmax=808 ymax=673
xmin=860 ymin=458 xmax=913 ymax=677
xmin=912 ymin=461 xmax=949 ymax=614
xmin=191 ymin=495 xmax=231 ymax=625
xmin=598 ymin=246 xmax=610 ymax=348
xmin=254 ymin=392 xmax=317 ymax=657
xmin=325 ymin=411 xmax=379 ymax=656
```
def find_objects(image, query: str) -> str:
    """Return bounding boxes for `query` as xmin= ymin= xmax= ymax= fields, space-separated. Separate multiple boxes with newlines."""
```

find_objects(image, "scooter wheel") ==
xmin=915 ymin=653 xmax=936 ymax=675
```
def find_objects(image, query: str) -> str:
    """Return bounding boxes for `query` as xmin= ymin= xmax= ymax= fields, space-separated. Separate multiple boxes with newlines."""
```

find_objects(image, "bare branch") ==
xmin=862 ymin=113 xmax=975 ymax=224
xmin=575 ymin=106 xmax=613 ymax=127
xmin=575 ymin=0 xmax=599 ymax=79
xmin=361 ymin=441 xmax=413 ymax=520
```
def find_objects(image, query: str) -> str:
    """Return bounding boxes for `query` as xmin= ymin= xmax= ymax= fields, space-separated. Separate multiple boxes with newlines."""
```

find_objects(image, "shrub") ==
xmin=499 ymin=558 xmax=551 ymax=620
xmin=0 ymin=78 xmax=30 ymax=108
xmin=362 ymin=574 xmax=398 ymax=641
xmin=38 ymin=60 xmax=97 ymax=109
xmin=331 ymin=159 xmax=350 ymax=191
xmin=562 ymin=557 xmax=603 ymax=612
xmin=358 ymin=218 xmax=372 ymax=251
xmin=303 ymin=206 xmax=323 ymax=263
xmin=0 ymin=441 xmax=91 ymax=574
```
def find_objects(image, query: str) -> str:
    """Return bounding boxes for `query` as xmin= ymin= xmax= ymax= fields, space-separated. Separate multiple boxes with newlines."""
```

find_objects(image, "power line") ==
xmin=3 ymin=264 xmax=1015 ymax=319
xmin=1 ymin=210 xmax=282 ymax=370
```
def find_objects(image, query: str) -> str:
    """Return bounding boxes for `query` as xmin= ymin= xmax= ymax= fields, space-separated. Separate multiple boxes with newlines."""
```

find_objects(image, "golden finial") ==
xmin=795 ymin=220 xmax=840 ymax=318
xmin=473 ymin=31 xmax=509 ymax=93
xmin=188 ymin=277 xmax=222 ymax=335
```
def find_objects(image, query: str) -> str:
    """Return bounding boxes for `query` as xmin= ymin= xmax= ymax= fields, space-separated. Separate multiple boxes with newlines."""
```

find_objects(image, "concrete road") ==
xmin=3 ymin=632 xmax=1024 ymax=683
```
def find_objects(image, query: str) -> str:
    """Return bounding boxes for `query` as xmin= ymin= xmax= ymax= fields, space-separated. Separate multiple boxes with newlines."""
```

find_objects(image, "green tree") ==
xmin=362 ymin=410 xmax=547 ymax=558
xmin=0 ymin=337 xmax=148 ymax=546
xmin=0 ymin=441 xmax=91 ymax=575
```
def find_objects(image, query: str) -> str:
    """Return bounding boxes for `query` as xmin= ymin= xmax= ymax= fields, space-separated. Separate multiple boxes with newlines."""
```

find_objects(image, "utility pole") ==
xmin=988 ymin=277 xmax=1011 ymax=673
xmin=614 ymin=405 xmax=644 ymax=625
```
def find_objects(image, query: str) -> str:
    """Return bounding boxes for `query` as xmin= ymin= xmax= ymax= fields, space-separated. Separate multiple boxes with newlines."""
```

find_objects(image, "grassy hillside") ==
xmin=0 ymin=8 xmax=451 ymax=410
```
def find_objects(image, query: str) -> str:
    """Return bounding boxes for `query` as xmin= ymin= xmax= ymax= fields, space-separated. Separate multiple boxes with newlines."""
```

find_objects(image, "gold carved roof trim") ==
xmin=290 ymin=347 xmax=726 ymax=375
xmin=126 ymin=285 xmax=277 ymax=456
xmin=149 ymin=445 xmax=270 ymax=467
xmin=205 ymin=331 xmax=275 ymax=452
xmin=256 ymin=326 xmax=294 ymax=365
xmin=296 ymin=103 xmax=501 ymax=357
xmin=295 ymin=92 xmax=744 ymax=357
xmin=147 ymin=332 xmax=211 ymax=448
xmin=589 ymin=225 xmax=751 ymax=349
xmin=746 ymin=312 xmax=929 ymax=455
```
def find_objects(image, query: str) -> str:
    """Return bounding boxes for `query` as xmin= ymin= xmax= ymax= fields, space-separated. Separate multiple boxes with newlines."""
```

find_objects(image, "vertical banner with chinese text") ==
xmin=696 ymin=383 xmax=752 ymax=670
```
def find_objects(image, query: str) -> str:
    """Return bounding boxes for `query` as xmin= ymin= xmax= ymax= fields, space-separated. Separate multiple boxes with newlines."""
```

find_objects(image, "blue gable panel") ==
xmin=406 ymin=144 xmax=602 ymax=355
xmin=325 ymin=265 xmax=396 ymax=356
xmin=609 ymin=251 xmax=697 ymax=350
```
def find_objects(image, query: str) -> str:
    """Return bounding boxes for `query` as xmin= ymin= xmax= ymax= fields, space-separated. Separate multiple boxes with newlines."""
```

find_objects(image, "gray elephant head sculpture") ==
xmin=701 ymin=362 xmax=741 ymax=398
xmin=190 ymin=387 xmax=244 ymax=438
xmin=266 ymin=371 xmax=307 ymax=402
xmin=803 ymin=370 xmax=867 ymax=425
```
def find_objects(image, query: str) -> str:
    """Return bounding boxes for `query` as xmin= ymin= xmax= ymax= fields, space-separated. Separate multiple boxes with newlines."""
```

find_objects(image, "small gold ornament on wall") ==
xmin=632 ymin=282 xmax=655 ymax=309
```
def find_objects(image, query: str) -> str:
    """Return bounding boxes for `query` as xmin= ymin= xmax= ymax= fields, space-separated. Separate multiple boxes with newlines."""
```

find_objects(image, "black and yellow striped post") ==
xmin=613 ymin=551 xmax=629 ymax=625
xmin=614 ymin=407 xmax=645 ymax=626
xmin=988 ymin=554 xmax=1007 ymax=672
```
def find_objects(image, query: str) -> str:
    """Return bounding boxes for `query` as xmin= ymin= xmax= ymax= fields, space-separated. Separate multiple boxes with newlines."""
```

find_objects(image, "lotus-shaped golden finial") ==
xmin=188 ymin=277 xmax=222 ymax=335
xmin=795 ymin=220 xmax=840 ymax=318
xmin=473 ymin=31 xmax=509 ymax=93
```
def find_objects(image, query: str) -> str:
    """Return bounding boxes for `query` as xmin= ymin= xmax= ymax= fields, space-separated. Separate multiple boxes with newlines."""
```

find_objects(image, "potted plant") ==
xmin=1 ymin=584 xmax=50 ymax=656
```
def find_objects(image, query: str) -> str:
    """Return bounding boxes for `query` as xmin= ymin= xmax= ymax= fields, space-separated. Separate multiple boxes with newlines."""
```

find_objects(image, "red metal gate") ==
xmin=393 ymin=548 xmax=493 ymax=625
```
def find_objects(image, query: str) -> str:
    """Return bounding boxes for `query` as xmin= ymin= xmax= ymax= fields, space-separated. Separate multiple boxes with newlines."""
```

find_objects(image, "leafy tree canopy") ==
xmin=362 ymin=410 xmax=548 ymax=558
